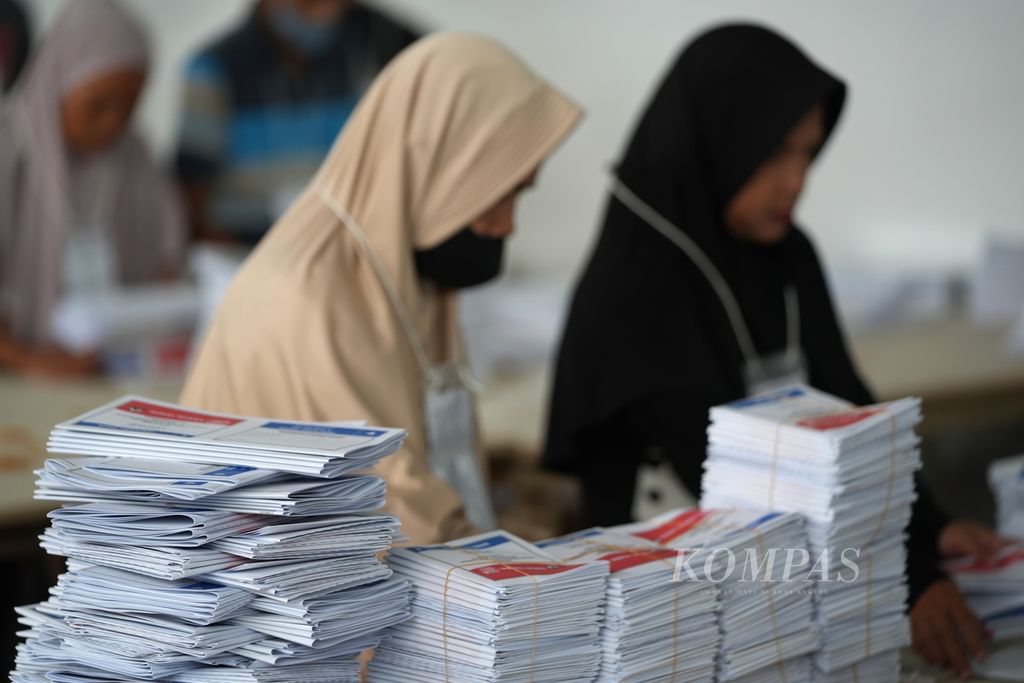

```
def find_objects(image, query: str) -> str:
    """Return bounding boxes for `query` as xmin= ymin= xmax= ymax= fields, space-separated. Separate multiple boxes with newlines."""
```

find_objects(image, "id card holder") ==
xmin=424 ymin=366 xmax=497 ymax=531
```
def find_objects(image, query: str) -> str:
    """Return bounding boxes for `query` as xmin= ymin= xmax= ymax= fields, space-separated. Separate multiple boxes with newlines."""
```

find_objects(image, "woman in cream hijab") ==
xmin=181 ymin=32 xmax=581 ymax=544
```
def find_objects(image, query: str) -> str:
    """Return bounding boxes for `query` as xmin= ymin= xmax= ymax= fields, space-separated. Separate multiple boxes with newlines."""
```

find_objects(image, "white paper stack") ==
xmin=617 ymin=508 xmax=819 ymax=683
xmin=947 ymin=544 xmax=1024 ymax=642
xmin=12 ymin=396 xmax=412 ymax=683
xmin=45 ymin=395 xmax=406 ymax=478
xmin=699 ymin=385 xmax=922 ymax=681
xmin=537 ymin=527 xmax=720 ymax=682
xmin=989 ymin=455 xmax=1024 ymax=540
xmin=368 ymin=530 xmax=610 ymax=682
xmin=36 ymin=456 xmax=387 ymax=516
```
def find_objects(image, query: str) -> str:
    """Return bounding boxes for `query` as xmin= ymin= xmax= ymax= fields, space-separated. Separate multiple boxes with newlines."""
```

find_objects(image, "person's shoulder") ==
xmin=786 ymin=225 xmax=822 ymax=262
xmin=185 ymin=14 xmax=263 ymax=81
xmin=354 ymin=2 xmax=422 ymax=53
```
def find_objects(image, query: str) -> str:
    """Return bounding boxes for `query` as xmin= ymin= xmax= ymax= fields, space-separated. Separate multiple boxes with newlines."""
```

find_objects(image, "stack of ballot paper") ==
xmin=36 ymin=456 xmax=387 ymax=516
xmin=700 ymin=385 xmax=922 ymax=682
xmin=12 ymin=396 xmax=412 ymax=683
xmin=616 ymin=508 xmax=819 ymax=683
xmin=989 ymin=455 xmax=1024 ymax=540
xmin=947 ymin=544 xmax=1024 ymax=642
xmin=536 ymin=527 xmax=720 ymax=682
xmin=368 ymin=531 xmax=610 ymax=683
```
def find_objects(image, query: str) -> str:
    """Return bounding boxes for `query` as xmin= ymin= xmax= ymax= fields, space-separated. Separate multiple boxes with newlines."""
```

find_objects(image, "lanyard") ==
xmin=608 ymin=178 xmax=801 ymax=375
xmin=314 ymin=186 xmax=474 ymax=390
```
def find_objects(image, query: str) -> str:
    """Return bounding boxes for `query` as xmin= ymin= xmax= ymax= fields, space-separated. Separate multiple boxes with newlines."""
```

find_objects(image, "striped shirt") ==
xmin=175 ymin=4 xmax=417 ymax=244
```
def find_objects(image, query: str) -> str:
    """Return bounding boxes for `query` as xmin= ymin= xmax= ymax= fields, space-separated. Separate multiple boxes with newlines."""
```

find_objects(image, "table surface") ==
xmin=3 ymin=314 xmax=1024 ymax=509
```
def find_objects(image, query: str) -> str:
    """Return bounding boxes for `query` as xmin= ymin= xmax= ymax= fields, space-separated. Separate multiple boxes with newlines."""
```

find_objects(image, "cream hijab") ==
xmin=181 ymin=32 xmax=582 ymax=544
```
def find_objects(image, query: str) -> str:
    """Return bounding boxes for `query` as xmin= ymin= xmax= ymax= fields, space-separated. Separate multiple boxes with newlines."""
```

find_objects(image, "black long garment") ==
xmin=543 ymin=24 xmax=948 ymax=605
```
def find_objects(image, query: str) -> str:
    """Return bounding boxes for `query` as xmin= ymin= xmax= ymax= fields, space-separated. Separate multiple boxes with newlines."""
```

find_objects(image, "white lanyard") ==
xmin=315 ymin=185 xmax=463 ymax=388
xmin=315 ymin=186 xmax=496 ymax=531
xmin=608 ymin=178 xmax=801 ymax=377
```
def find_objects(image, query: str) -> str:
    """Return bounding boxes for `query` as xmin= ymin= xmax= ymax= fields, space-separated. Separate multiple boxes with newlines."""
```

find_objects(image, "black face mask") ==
xmin=414 ymin=227 xmax=505 ymax=289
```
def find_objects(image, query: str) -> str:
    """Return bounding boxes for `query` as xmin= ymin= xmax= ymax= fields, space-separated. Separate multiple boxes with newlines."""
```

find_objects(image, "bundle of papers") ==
xmin=36 ymin=456 xmax=387 ymax=516
xmin=537 ymin=527 xmax=720 ymax=682
xmin=47 ymin=503 xmax=267 ymax=547
xmin=54 ymin=566 xmax=254 ymax=626
xmin=617 ymin=508 xmax=819 ymax=682
xmin=45 ymin=395 xmax=406 ymax=478
xmin=700 ymin=385 xmax=921 ymax=679
xmin=810 ymin=650 xmax=900 ymax=683
xmin=947 ymin=544 xmax=1024 ymax=642
xmin=368 ymin=531 xmax=609 ymax=683
xmin=205 ymin=556 xmax=393 ymax=602
xmin=12 ymin=396 xmax=412 ymax=683
xmin=989 ymin=454 xmax=1024 ymax=540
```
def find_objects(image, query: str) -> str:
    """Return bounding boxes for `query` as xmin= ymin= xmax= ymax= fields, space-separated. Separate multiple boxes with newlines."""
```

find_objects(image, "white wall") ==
xmin=23 ymin=0 xmax=1024 ymax=280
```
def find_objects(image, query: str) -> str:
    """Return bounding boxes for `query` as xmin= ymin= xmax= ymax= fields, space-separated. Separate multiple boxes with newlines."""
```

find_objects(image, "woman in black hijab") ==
xmin=545 ymin=23 xmax=1006 ymax=678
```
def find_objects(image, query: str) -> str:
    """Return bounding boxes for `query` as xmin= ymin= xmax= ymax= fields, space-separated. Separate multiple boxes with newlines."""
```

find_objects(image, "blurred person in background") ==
xmin=181 ymin=33 xmax=581 ymax=546
xmin=0 ymin=0 xmax=185 ymax=377
xmin=175 ymin=0 xmax=419 ymax=247
xmin=0 ymin=0 xmax=30 ymax=96
xmin=544 ymin=24 xmax=1009 ymax=679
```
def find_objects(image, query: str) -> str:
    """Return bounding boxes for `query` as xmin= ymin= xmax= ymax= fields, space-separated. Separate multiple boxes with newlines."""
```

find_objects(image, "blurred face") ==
xmin=724 ymin=103 xmax=825 ymax=245
xmin=289 ymin=0 xmax=350 ymax=23
xmin=60 ymin=68 xmax=145 ymax=157
xmin=468 ymin=168 xmax=539 ymax=239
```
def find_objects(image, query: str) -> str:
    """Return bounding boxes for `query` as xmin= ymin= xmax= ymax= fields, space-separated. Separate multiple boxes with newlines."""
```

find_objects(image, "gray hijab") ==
xmin=0 ymin=0 xmax=185 ymax=347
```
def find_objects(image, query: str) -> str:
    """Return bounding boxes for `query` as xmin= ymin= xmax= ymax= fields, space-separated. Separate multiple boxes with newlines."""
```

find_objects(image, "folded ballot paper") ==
xmin=368 ymin=530 xmax=609 ymax=683
xmin=35 ymin=456 xmax=388 ymax=516
xmin=12 ymin=396 xmax=412 ymax=683
xmin=990 ymin=454 xmax=1024 ymax=540
xmin=700 ymin=385 xmax=921 ymax=681
xmin=947 ymin=544 xmax=1024 ymax=642
xmin=536 ymin=527 xmax=720 ymax=682
xmin=45 ymin=395 xmax=406 ymax=478
xmin=615 ymin=508 xmax=819 ymax=683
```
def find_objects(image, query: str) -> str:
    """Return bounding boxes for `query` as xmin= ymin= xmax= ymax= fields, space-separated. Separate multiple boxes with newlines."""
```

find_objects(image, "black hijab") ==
xmin=544 ymin=23 xmax=871 ymax=473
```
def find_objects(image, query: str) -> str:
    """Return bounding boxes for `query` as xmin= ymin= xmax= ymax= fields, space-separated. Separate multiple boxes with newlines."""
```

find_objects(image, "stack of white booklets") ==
xmin=537 ymin=527 xmax=719 ymax=682
xmin=617 ymin=508 xmax=819 ymax=683
xmin=947 ymin=543 xmax=1024 ymax=642
xmin=12 ymin=396 xmax=411 ymax=683
xmin=700 ymin=385 xmax=922 ymax=683
xmin=368 ymin=530 xmax=609 ymax=682
xmin=989 ymin=454 xmax=1024 ymax=540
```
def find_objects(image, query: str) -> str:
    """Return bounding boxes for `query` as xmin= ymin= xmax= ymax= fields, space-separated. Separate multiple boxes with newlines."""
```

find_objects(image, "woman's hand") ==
xmin=910 ymin=520 xmax=1012 ymax=679
xmin=910 ymin=578 xmax=988 ymax=680
xmin=939 ymin=520 xmax=1013 ymax=561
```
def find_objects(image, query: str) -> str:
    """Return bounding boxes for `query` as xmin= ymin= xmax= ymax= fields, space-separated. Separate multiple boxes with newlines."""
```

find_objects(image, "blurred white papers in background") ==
xmin=459 ymin=277 xmax=571 ymax=383
xmin=989 ymin=454 xmax=1024 ymax=541
xmin=190 ymin=243 xmax=247 ymax=352
xmin=50 ymin=281 xmax=198 ymax=353
xmin=826 ymin=262 xmax=956 ymax=335
xmin=969 ymin=232 xmax=1024 ymax=325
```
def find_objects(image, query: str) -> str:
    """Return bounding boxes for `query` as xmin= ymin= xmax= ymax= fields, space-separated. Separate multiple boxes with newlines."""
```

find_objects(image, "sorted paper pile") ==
xmin=13 ymin=396 xmax=411 ymax=683
xmin=989 ymin=454 xmax=1024 ymax=540
xmin=947 ymin=544 xmax=1024 ymax=642
xmin=537 ymin=527 xmax=720 ymax=682
xmin=368 ymin=531 xmax=609 ymax=682
xmin=700 ymin=385 xmax=922 ymax=682
xmin=617 ymin=508 xmax=818 ymax=683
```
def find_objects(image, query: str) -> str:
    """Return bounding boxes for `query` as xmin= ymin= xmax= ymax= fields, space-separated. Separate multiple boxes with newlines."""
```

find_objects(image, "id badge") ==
xmin=63 ymin=222 xmax=119 ymax=294
xmin=743 ymin=349 xmax=808 ymax=396
xmin=424 ymin=368 xmax=497 ymax=531
xmin=632 ymin=456 xmax=696 ymax=523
